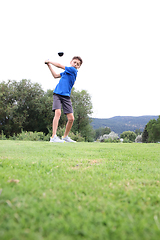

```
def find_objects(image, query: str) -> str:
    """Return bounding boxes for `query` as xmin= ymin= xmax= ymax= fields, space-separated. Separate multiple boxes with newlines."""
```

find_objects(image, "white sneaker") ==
xmin=62 ymin=136 xmax=76 ymax=143
xmin=50 ymin=136 xmax=65 ymax=143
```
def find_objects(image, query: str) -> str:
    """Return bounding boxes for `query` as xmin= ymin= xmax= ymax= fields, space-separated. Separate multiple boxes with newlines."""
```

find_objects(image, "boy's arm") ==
xmin=47 ymin=63 xmax=61 ymax=78
xmin=47 ymin=60 xmax=65 ymax=70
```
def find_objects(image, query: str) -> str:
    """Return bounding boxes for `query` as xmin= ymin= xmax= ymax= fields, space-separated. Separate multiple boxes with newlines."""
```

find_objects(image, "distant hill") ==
xmin=91 ymin=115 xmax=159 ymax=136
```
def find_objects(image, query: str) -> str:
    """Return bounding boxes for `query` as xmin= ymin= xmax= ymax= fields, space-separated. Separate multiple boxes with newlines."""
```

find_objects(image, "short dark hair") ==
xmin=72 ymin=56 xmax=83 ymax=65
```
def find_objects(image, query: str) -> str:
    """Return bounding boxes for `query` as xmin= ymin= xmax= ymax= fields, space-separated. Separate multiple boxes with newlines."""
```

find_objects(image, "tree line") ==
xmin=0 ymin=79 xmax=94 ymax=141
xmin=117 ymin=118 xmax=160 ymax=143
xmin=1 ymin=79 xmax=159 ymax=142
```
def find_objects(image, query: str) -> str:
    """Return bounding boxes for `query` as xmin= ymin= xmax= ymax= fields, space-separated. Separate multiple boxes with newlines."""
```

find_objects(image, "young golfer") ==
xmin=45 ymin=56 xmax=83 ymax=142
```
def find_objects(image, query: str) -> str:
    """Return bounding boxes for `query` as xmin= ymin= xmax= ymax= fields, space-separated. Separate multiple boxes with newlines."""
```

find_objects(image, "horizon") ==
xmin=91 ymin=115 xmax=159 ymax=119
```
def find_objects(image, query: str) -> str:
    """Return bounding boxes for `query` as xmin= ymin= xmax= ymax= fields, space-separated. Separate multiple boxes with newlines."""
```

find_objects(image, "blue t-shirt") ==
xmin=54 ymin=66 xmax=78 ymax=96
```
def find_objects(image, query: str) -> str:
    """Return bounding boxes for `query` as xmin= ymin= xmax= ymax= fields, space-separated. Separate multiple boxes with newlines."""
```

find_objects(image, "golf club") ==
xmin=45 ymin=52 xmax=64 ymax=64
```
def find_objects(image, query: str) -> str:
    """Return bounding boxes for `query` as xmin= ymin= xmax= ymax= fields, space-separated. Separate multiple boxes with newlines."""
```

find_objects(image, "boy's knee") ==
xmin=55 ymin=109 xmax=61 ymax=119
xmin=68 ymin=114 xmax=74 ymax=123
xmin=71 ymin=115 xmax=74 ymax=122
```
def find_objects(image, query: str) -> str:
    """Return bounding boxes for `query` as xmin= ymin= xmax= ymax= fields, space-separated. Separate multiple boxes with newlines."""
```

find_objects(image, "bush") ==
xmin=68 ymin=131 xmax=85 ymax=142
xmin=1 ymin=128 xmax=85 ymax=142
xmin=103 ymin=138 xmax=120 ymax=143
xmin=12 ymin=131 xmax=49 ymax=141
xmin=123 ymin=138 xmax=132 ymax=143
xmin=120 ymin=131 xmax=136 ymax=142
xmin=0 ymin=131 xmax=7 ymax=140
xmin=99 ymin=131 xmax=119 ymax=142
xmin=9 ymin=133 xmax=17 ymax=140
xmin=135 ymin=134 xmax=142 ymax=143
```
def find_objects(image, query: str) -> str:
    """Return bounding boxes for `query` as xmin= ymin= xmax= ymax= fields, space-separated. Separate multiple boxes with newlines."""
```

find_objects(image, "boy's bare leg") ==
xmin=52 ymin=109 xmax=61 ymax=138
xmin=64 ymin=113 xmax=74 ymax=138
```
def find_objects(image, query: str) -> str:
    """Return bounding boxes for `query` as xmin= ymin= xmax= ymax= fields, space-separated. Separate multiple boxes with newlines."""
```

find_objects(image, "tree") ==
xmin=71 ymin=88 xmax=94 ymax=141
xmin=38 ymin=89 xmax=55 ymax=133
xmin=142 ymin=117 xmax=160 ymax=143
xmin=142 ymin=125 xmax=148 ymax=143
xmin=95 ymin=127 xmax=111 ymax=140
xmin=0 ymin=80 xmax=53 ymax=136
xmin=135 ymin=129 xmax=142 ymax=136
xmin=135 ymin=134 xmax=142 ymax=143
xmin=0 ymin=80 xmax=94 ymax=141
xmin=13 ymin=79 xmax=46 ymax=132
xmin=0 ymin=80 xmax=18 ymax=137
xmin=120 ymin=131 xmax=136 ymax=142
xmin=146 ymin=117 xmax=160 ymax=143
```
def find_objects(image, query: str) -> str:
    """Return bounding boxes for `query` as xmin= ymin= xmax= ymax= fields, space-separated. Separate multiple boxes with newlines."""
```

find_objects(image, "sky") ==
xmin=0 ymin=0 xmax=160 ymax=118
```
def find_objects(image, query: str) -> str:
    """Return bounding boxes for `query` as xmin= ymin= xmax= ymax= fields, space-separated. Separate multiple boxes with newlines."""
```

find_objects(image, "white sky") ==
xmin=0 ymin=0 xmax=160 ymax=118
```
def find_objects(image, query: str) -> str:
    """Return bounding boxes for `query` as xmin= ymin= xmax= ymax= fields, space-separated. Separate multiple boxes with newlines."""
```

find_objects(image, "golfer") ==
xmin=45 ymin=56 xmax=83 ymax=142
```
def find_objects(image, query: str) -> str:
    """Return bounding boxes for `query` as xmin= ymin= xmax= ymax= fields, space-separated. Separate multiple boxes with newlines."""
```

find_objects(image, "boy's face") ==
xmin=70 ymin=59 xmax=81 ymax=69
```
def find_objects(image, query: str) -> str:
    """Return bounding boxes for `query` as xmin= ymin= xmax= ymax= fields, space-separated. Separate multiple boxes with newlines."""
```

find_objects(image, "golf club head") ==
xmin=58 ymin=52 xmax=64 ymax=57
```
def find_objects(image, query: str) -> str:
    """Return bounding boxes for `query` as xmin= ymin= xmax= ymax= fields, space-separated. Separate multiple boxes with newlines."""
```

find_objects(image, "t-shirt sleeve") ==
xmin=65 ymin=66 xmax=76 ymax=75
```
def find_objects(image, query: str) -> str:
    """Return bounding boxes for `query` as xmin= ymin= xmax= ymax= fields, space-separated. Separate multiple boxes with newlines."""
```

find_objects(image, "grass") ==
xmin=0 ymin=141 xmax=160 ymax=240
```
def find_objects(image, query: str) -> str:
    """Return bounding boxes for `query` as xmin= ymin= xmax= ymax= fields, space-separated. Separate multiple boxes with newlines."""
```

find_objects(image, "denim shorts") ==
xmin=52 ymin=93 xmax=73 ymax=114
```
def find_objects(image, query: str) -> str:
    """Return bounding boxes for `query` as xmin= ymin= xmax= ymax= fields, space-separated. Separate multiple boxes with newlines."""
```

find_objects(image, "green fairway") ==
xmin=0 ymin=141 xmax=160 ymax=240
